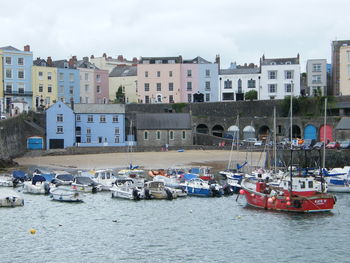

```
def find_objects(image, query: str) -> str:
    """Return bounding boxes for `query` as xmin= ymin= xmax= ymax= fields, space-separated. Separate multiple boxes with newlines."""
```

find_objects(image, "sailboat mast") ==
xmin=274 ymin=106 xmax=277 ymax=174
xmin=290 ymin=93 xmax=293 ymax=149
xmin=321 ymin=98 xmax=327 ymax=192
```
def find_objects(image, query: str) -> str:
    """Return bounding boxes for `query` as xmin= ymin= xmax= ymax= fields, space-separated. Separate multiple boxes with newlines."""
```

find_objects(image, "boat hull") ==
xmin=50 ymin=188 xmax=83 ymax=202
xmin=0 ymin=189 xmax=24 ymax=207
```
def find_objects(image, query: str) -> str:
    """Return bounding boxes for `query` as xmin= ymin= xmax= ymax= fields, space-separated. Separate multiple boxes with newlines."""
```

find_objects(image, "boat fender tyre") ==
xmin=165 ymin=188 xmax=173 ymax=200
xmin=133 ymin=189 xmax=140 ymax=200
xmin=144 ymin=189 xmax=151 ymax=199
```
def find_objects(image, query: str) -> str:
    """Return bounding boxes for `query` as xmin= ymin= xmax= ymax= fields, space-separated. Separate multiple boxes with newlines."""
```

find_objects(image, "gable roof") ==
xmin=261 ymin=57 xmax=299 ymax=66
xmin=336 ymin=117 xmax=350 ymax=130
xmin=74 ymin=104 xmax=125 ymax=114
xmin=33 ymin=58 xmax=47 ymax=66
xmin=77 ymin=60 xmax=99 ymax=69
xmin=183 ymin=56 xmax=211 ymax=64
xmin=109 ymin=66 xmax=137 ymax=77
xmin=0 ymin=46 xmax=21 ymax=51
xmin=136 ymin=113 xmax=191 ymax=130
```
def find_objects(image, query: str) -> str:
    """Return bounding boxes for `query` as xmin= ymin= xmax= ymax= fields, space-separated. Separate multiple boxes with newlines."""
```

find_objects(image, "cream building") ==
xmin=339 ymin=45 xmax=350 ymax=95
xmin=90 ymin=54 xmax=137 ymax=73
xmin=109 ymin=66 xmax=138 ymax=104
xmin=32 ymin=58 xmax=58 ymax=110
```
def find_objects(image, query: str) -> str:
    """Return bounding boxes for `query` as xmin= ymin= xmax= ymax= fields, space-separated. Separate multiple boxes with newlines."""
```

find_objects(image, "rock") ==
xmin=0 ymin=159 xmax=19 ymax=168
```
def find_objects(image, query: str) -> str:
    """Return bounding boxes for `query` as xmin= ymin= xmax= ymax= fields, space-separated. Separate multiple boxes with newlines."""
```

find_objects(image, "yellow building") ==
xmin=339 ymin=45 xmax=350 ymax=96
xmin=32 ymin=61 xmax=58 ymax=110
xmin=0 ymin=51 xmax=3 ymax=113
xmin=109 ymin=66 xmax=138 ymax=103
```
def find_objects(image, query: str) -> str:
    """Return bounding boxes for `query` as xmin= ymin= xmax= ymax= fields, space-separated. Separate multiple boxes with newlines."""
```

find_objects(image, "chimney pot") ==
xmin=24 ymin=45 xmax=30 ymax=52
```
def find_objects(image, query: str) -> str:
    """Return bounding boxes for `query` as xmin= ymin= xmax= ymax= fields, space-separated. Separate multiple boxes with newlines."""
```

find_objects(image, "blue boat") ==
xmin=182 ymin=178 xmax=222 ymax=197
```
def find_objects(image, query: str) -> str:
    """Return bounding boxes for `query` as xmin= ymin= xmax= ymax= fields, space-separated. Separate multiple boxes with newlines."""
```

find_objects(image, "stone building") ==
xmin=136 ymin=113 xmax=192 ymax=147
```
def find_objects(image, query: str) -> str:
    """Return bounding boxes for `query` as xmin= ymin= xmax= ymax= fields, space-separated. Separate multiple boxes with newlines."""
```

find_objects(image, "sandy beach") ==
xmin=15 ymin=150 xmax=266 ymax=171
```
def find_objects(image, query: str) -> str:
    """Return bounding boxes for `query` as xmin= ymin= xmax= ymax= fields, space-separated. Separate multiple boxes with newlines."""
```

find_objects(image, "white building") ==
xmin=219 ymin=66 xmax=260 ymax=101
xmin=260 ymin=55 xmax=301 ymax=100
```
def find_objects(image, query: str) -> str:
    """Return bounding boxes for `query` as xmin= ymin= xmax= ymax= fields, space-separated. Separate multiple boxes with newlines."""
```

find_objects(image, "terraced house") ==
xmin=0 ymin=50 xmax=3 ymax=113
xmin=0 ymin=45 xmax=33 ymax=112
xmin=32 ymin=57 xmax=58 ymax=110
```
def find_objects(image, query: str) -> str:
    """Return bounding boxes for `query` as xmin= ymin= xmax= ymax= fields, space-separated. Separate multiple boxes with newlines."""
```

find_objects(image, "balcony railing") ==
xmin=4 ymin=90 xmax=33 ymax=96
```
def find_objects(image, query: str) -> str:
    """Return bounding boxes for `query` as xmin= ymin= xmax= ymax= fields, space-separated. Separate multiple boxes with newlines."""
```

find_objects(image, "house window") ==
xmin=157 ymin=94 xmax=162 ymax=102
xmin=270 ymin=96 xmax=275 ymax=99
xmin=268 ymin=84 xmax=277 ymax=93
xmin=169 ymin=130 xmax=174 ymax=140
xmin=205 ymin=69 xmax=210 ymax=77
xmin=48 ymin=72 xmax=52 ymax=80
xmin=145 ymin=96 xmax=150 ymax=104
xmin=187 ymin=82 xmax=192 ymax=91
xmin=157 ymin=71 xmax=161 ymax=77
xmin=100 ymin=115 xmax=106 ymax=123
xmin=18 ymin=83 xmax=24 ymax=94
xmin=205 ymin=81 xmax=211 ymax=91
xmin=46 ymin=97 xmax=50 ymax=105
xmin=248 ymin=79 xmax=256 ymax=89
xmin=157 ymin=83 xmax=161 ymax=91
xmin=97 ymin=85 xmax=101 ymax=93
xmin=69 ymin=86 xmax=74 ymax=95
xmin=145 ymin=71 xmax=148 ymax=77
xmin=59 ymin=73 xmax=64 ymax=81
xmin=312 ymin=75 xmax=321 ymax=84
xmin=76 ymin=115 xmax=81 ymax=122
xmin=268 ymin=71 xmax=277 ymax=79
xmin=169 ymin=95 xmax=174 ymax=103
xmin=85 ymin=73 xmax=89 ymax=81
xmin=285 ymin=84 xmax=292 ymax=93
xmin=156 ymin=130 xmax=161 ymax=140
xmin=144 ymin=83 xmax=150 ymax=92
xmin=205 ymin=93 xmax=210 ymax=102
xmin=86 ymin=136 xmax=91 ymax=143
xmin=48 ymin=85 xmax=52 ymax=93
xmin=18 ymin=70 xmax=24 ymax=79
xmin=222 ymin=93 xmax=234 ymax=100
xmin=182 ymin=130 xmax=186 ymax=140
xmin=57 ymin=114 xmax=63 ymax=122
xmin=188 ymin=94 xmax=192 ymax=102
xmin=115 ymin=136 xmax=120 ymax=143
xmin=85 ymin=97 xmax=89 ymax=103
xmin=69 ymin=73 xmax=74 ymax=82
xmin=169 ymin=71 xmax=173 ymax=77
xmin=113 ymin=115 xmax=119 ymax=122
xmin=238 ymin=79 xmax=242 ymax=93
xmin=168 ymin=82 xmax=174 ymax=91
xmin=17 ymin=57 xmax=24 ymax=66
xmin=38 ymin=71 xmax=43 ymax=80
xmin=87 ymin=128 xmax=91 ymax=134
xmin=96 ymin=74 xmax=101 ymax=82
xmin=115 ymin=128 xmax=120 ymax=134
xmin=58 ymin=85 xmax=64 ymax=94
xmin=87 ymin=115 xmax=93 ymax=122
xmin=5 ymin=83 xmax=12 ymax=93
xmin=144 ymin=131 xmax=149 ymax=140
xmin=312 ymin=64 xmax=321 ymax=72
xmin=5 ymin=57 xmax=11 ymax=65
xmin=187 ymin=70 xmax=192 ymax=77
xmin=224 ymin=80 xmax=232 ymax=89
xmin=285 ymin=71 xmax=293 ymax=79
xmin=56 ymin=126 xmax=63 ymax=134
xmin=38 ymin=84 xmax=43 ymax=92
xmin=6 ymin=69 xmax=12 ymax=78
xmin=85 ymin=84 xmax=89 ymax=91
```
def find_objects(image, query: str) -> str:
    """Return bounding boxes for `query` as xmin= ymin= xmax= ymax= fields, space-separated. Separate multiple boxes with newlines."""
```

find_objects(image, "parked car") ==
xmin=0 ymin=115 xmax=6 ymax=120
xmin=244 ymin=138 xmax=258 ymax=143
xmin=254 ymin=140 xmax=263 ymax=146
xmin=326 ymin=141 xmax=340 ymax=149
xmin=313 ymin=142 xmax=324 ymax=149
xmin=340 ymin=141 xmax=350 ymax=149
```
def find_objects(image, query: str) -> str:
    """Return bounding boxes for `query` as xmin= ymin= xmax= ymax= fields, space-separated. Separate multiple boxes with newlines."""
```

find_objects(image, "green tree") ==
xmin=244 ymin=90 xmax=257 ymax=101
xmin=115 ymin=85 xmax=125 ymax=103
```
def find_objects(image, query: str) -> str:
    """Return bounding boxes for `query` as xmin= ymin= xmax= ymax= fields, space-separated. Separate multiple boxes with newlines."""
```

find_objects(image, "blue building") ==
xmin=46 ymin=102 xmax=126 ymax=149
xmin=0 ymin=45 xmax=33 ymax=112
xmin=197 ymin=57 xmax=219 ymax=102
xmin=53 ymin=60 xmax=80 ymax=103
xmin=46 ymin=101 xmax=75 ymax=149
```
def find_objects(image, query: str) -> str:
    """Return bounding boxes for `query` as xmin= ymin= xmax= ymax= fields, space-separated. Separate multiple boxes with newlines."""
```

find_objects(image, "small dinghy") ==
xmin=144 ymin=181 xmax=177 ymax=200
xmin=23 ymin=174 xmax=52 ymax=194
xmin=0 ymin=189 xmax=24 ymax=207
xmin=72 ymin=176 xmax=101 ymax=193
xmin=50 ymin=186 xmax=84 ymax=202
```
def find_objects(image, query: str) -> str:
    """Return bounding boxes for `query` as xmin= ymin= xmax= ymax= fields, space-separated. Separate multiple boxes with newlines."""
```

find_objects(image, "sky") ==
xmin=1 ymin=0 xmax=349 ymax=70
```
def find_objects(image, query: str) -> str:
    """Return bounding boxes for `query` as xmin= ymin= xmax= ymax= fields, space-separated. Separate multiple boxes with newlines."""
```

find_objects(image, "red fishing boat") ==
xmin=240 ymin=174 xmax=336 ymax=212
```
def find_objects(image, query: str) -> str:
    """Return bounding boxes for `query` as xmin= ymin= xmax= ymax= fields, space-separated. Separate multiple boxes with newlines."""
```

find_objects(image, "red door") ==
xmin=319 ymin=125 xmax=333 ymax=143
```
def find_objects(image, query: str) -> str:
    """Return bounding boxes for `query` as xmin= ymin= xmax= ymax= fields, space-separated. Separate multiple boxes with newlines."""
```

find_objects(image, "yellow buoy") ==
xmin=30 ymin=228 xmax=36 ymax=234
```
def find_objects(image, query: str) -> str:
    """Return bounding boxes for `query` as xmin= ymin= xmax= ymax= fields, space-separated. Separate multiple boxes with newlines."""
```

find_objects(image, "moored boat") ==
xmin=144 ymin=181 xmax=177 ymax=200
xmin=72 ymin=176 xmax=101 ymax=193
xmin=23 ymin=174 xmax=52 ymax=194
xmin=50 ymin=186 xmax=84 ymax=202
xmin=182 ymin=178 xmax=222 ymax=197
xmin=91 ymin=169 xmax=116 ymax=191
xmin=0 ymin=188 xmax=24 ymax=207
xmin=111 ymin=178 xmax=143 ymax=200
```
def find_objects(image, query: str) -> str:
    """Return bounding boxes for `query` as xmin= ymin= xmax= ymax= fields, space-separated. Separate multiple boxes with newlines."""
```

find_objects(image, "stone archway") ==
xmin=243 ymin=125 xmax=255 ymax=140
xmin=212 ymin=124 xmax=224 ymax=137
xmin=196 ymin=124 xmax=209 ymax=134
xmin=289 ymin=125 xmax=301 ymax=139
xmin=258 ymin=125 xmax=270 ymax=141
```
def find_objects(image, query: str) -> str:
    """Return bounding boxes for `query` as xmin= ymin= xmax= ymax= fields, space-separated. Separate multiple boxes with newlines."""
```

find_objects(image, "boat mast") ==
xmin=227 ymin=115 xmax=239 ymax=169
xmin=322 ymin=97 xmax=327 ymax=192
xmin=289 ymin=83 xmax=293 ymax=195
xmin=273 ymin=106 xmax=277 ymax=174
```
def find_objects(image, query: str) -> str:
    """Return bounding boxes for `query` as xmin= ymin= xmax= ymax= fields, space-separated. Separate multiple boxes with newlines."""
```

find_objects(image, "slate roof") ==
xmin=73 ymin=104 xmax=125 ymax=114
xmin=0 ymin=46 xmax=21 ymax=51
xmin=109 ymin=66 xmax=137 ymax=77
xmin=136 ymin=113 xmax=191 ymax=130
xmin=261 ymin=57 xmax=299 ymax=65
xmin=77 ymin=60 xmax=99 ymax=69
xmin=183 ymin=56 xmax=211 ymax=64
xmin=220 ymin=68 xmax=260 ymax=75
xmin=336 ymin=117 xmax=350 ymax=130
xmin=33 ymin=58 xmax=47 ymax=66
xmin=52 ymin=60 xmax=75 ymax=69
xmin=140 ymin=56 xmax=182 ymax=64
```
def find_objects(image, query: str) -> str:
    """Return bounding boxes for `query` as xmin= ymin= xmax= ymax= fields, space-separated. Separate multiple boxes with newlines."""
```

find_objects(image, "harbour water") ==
xmin=1 ymin=190 xmax=350 ymax=263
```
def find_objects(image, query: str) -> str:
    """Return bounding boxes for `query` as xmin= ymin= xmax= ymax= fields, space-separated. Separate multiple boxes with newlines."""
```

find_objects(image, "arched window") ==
xmin=169 ymin=130 xmax=174 ymax=140
xmin=156 ymin=130 xmax=161 ymax=140
xmin=157 ymin=94 xmax=162 ymax=102
xmin=182 ymin=131 xmax=186 ymax=140
xmin=144 ymin=131 xmax=149 ymax=140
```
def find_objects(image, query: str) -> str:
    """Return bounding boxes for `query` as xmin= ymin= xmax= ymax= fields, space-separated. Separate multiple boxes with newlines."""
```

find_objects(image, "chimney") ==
xmin=103 ymin=53 xmax=107 ymax=58
xmin=24 ymin=45 xmax=30 ymax=52
xmin=72 ymin=56 xmax=77 ymax=62
xmin=47 ymin=56 xmax=53 ymax=67
xmin=83 ymin=56 xmax=89 ymax=63
xmin=68 ymin=58 xmax=75 ymax=68
xmin=215 ymin=54 xmax=220 ymax=70
xmin=132 ymin=57 xmax=138 ymax=62
xmin=90 ymin=55 xmax=95 ymax=59
xmin=117 ymin=55 xmax=124 ymax=61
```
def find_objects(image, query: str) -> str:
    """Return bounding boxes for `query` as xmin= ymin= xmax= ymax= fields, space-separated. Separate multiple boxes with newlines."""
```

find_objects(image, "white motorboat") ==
xmin=153 ymin=175 xmax=187 ymax=197
xmin=53 ymin=171 xmax=74 ymax=185
xmin=0 ymin=174 xmax=14 ymax=187
xmin=72 ymin=176 xmax=101 ymax=193
xmin=111 ymin=178 xmax=143 ymax=200
xmin=91 ymin=169 xmax=116 ymax=191
xmin=144 ymin=181 xmax=177 ymax=200
xmin=50 ymin=186 xmax=84 ymax=202
xmin=23 ymin=174 xmax=52 ymax=194
xmin=0 ymin=189 xmax=24 ymax=207
xmin=324 ymin=167 xmax=350 ymax=193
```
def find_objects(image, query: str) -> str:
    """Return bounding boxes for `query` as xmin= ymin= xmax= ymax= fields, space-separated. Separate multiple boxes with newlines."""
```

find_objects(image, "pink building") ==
xmin=94 ymin=69 xmax=109 ymax=104
xmin=137 ymin=56 xmax=182 ymax=104
xmin=180 ymin=62 xmax=199 ymax=102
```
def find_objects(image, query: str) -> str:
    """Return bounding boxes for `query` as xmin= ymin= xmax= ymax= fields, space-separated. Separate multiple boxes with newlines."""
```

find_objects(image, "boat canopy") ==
xmin=56 ymin=174 xmax=74 ymax=182
xmin=183 ymin=173 xmax=198 ymax=181
xmin=12 ymin=170 xmax=27 ymax=180
xmin=75 ymin=176 xmax=96 ymax=185
xmin=32 ymin=174 xmax=46 ymax=185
